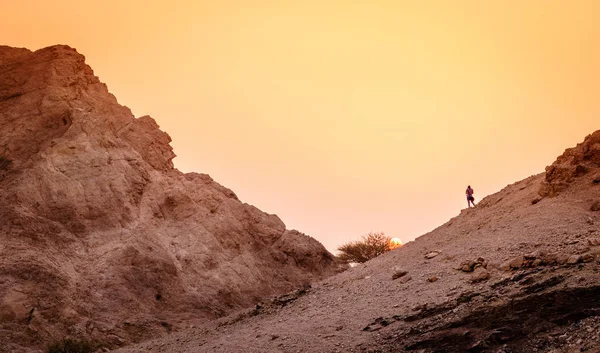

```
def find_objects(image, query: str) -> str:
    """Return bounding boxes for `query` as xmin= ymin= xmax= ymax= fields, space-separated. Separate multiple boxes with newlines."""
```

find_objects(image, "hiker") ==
xmin=466 ymin=185 xmax=476 ymax=207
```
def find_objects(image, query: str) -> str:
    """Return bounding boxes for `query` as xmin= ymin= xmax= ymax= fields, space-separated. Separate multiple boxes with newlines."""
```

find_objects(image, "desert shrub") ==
xmin=46 ymin=339 xmax=100 ymax=353
xmin=337 ymin=232 xmax=394 ymax=263
xmin=0 ymin=156 xmax=11 ymax=171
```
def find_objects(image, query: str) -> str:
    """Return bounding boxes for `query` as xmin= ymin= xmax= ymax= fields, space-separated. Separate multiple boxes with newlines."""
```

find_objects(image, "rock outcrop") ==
xmin=0 ymin=45 xmax=342 ymax=352
xmin=539 ymin=130 xmax=600 ymax=196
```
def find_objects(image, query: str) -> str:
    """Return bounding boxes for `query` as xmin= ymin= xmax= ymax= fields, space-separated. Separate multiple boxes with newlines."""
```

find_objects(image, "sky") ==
xmin=2 ymin=1 xmax=599 ymax=252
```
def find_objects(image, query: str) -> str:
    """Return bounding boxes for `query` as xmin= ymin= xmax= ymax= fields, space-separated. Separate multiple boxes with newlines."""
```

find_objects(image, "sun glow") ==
xmin=3 ymin=1 xmax=598 ymax=254
xmin=388 ymin=238 xmax=403 ymax=250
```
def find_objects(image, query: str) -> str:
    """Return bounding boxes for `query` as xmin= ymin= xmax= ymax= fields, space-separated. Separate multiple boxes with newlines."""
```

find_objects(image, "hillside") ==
xmin=117 ymin=131 xmax=600 ymax=352
xmin=0 ymin=45 xmax=343 ymax=353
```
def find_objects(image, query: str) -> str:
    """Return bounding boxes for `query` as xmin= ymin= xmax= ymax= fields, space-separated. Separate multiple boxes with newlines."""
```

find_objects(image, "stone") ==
xmin=392 ymin=267 xmax=408 ymax=280
xmin=398 ymin=276 xmax=412 ymax=284
xmin=524 ymin=251 xmax=544 ymax=260
xmin=470 ymin=269 xmax=491 ymax=283
xmin=581 ymin=253 xmax=595 ymax=263
xmin=456 ymin=258 xmax=486 ymax=272
xmin=427 ymin=276 xmax=438 ymax=283
xmin=566 ymin=255 xmax=582 ymax=264
xmin=591 ymin=201 xmax=600 ymax=212
xmin=508 ymin=256 xmax=525 ymax=269
xmin=424 ymin=251 xmax=441 ymax=259
xmin=532 ymin=259 xmax=543 ymax=267
xmin=542 ymin=253 xmax=559 ymax=264
xmin=458 ymin=260 xmax=477 ymax=272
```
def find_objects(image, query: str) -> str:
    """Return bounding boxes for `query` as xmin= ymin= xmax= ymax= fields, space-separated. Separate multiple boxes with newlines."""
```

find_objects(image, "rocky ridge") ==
xmin=540 ymin=130 xmax=600 ymax=197
xmin=0 ymin=45 xmax=343 ymax=352
xmin=117 ymin=130 xmax=600 ymax=353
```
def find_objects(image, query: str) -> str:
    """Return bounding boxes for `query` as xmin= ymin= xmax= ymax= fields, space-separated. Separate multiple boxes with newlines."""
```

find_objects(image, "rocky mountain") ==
xmin=0 ymin=45 xmax=343 ymax=353
xmin=117 ymin=131 xmax=600 ymax=353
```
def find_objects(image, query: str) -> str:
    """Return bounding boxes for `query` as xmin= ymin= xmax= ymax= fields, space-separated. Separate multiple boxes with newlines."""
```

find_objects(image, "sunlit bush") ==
xmin=337 ymin=232 xmax=395 ymax=263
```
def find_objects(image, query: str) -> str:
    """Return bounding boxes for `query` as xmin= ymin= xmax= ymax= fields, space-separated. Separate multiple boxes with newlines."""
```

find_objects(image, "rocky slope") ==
xmin=117 ymin=131 xmax=600 ymax=353
xmin=0 ymin=45 xmax=343 ymax=353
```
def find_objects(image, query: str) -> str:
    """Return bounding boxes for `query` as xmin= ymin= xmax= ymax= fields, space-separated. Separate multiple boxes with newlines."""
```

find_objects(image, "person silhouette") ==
xmin=466 ymin=185 xmax=476 ymax=207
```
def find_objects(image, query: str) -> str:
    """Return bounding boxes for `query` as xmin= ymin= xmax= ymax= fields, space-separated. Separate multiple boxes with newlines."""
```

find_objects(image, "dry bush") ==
xmin=337 ymin=232 xmax=393 ymax=263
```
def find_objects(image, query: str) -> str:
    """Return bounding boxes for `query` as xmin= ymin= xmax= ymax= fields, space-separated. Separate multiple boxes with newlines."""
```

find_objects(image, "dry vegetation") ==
xmin=337 ymin=232 xmax=395 ymax=263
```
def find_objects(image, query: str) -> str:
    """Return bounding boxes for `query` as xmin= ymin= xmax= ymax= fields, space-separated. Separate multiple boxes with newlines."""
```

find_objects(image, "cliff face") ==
xmin=0 ymin=45 xmax=342 ymax=352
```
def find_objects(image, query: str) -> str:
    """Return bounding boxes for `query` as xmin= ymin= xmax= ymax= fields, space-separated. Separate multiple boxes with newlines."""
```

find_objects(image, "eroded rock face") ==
xmin=0 ymin=45 xmax=342 ymax=352
xmin=539 ymin=130 xmax=600 ymax=196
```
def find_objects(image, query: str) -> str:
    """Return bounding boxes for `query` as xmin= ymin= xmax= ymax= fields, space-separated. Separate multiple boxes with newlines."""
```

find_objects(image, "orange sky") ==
xmin=2 ymin=1 xmax=599 ymax=252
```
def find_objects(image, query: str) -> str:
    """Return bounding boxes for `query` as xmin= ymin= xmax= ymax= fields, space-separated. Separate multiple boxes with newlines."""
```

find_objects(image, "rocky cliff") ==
xmin=0 ymin=45 xmax=342 ymax=352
